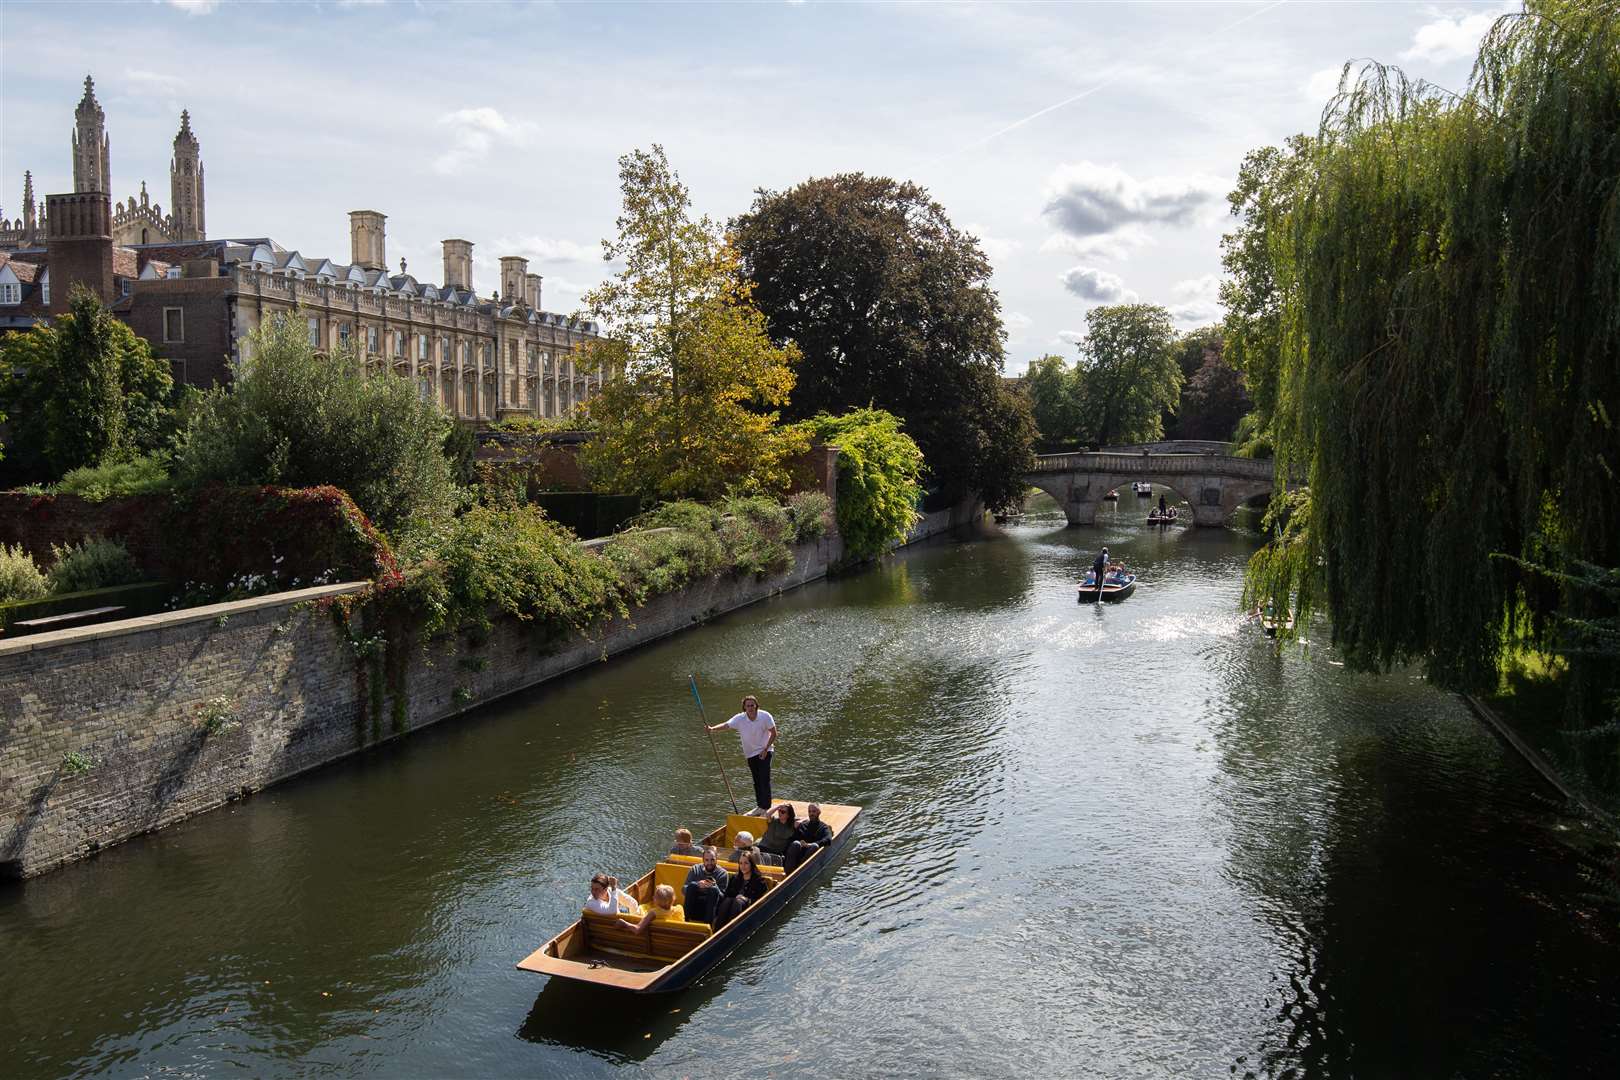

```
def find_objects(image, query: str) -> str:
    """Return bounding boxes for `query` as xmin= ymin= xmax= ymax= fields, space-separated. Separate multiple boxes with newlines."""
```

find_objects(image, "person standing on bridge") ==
xmin=708 ymin=694 xmax=777 ymax=814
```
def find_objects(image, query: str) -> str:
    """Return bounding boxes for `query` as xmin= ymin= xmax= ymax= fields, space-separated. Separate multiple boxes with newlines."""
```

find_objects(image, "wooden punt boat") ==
xmin=1134 ymin=482 xmax=1153 ymax=496
xmin=1260 ymin=610 xmax=1295 ymax=637
xmin=516 ymin=800 xmax=860 ymax=993
xmin=1146 ymin=509 xmax=1179 ymax=526
xmin=1078 ymin=572 xmax=1137 ymax=601
xmin=1103 ymin=489 xmax=1120 ymax=501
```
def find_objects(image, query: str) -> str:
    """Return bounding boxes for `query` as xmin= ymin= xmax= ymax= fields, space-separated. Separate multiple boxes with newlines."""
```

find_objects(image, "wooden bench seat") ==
xmin=580 ymin=909 xmax=711 ymax=962
xmin=12 ymin=605 xmax=127 ymax=632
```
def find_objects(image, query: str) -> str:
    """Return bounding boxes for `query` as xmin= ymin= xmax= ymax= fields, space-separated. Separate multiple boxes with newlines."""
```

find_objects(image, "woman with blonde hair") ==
xmin=625 ymin=884 xmax=686 ymax=933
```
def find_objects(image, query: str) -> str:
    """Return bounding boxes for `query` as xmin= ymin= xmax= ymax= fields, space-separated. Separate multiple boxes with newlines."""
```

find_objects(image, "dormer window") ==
xmin=0 ymin=282 xmax=19 ymax=305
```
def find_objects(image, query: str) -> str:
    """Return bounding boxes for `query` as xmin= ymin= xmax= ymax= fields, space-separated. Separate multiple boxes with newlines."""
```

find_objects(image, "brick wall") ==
xmin=123 ymin=275 xmax=234 ymax=387
xmin=0 ymin=532 xmax=843 ymax=879
xmin=0 ymin=493 xmax=164 ymax=572
xmin=0 ymin=499 xmax=980 ymax=880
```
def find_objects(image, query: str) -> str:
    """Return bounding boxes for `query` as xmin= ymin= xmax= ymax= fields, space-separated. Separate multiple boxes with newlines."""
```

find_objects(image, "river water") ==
xmin=4 ymin=494 xmax=1618 ymax=1078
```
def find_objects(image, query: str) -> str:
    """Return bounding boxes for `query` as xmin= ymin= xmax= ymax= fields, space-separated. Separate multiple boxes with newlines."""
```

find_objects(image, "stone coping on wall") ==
xmin=0 ymin=581 xmax=367 ymax=657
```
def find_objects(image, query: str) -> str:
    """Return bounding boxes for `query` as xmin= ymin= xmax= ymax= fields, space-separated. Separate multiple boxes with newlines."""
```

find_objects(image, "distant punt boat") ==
xmin=516 ymin=801 xmax=860 ymax=993
xmin=1134 ymin=482 xmax=1153 ymax=496
xmin=1103 ymin=489 xmax=1120 ymax=501
xmin=1147 ymin=508 xmax=1179 ymax=526
xmin=1078 ymin=571 xmax=1137 ymax=601
xmin=1259 ymin=608 xmax=1295 ymax=637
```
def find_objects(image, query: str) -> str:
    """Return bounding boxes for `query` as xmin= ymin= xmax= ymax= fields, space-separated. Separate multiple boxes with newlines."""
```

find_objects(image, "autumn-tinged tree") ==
xmin=579 ymin=146 xmax=803 ymax=501
xmin=732 ymin=173 xmax=1030 ymax=505
xmin=1073 ymin=304 xmax=1181 ymax=447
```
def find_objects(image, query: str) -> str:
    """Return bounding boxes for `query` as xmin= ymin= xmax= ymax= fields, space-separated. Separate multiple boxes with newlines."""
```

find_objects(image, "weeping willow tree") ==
xmin=1245 ymin=1 xmax=1620 ymax=713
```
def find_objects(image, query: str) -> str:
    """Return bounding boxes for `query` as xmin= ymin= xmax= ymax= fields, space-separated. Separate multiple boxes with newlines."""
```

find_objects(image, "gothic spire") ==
xmin=72 ymin=72 xmax=110 ymax=193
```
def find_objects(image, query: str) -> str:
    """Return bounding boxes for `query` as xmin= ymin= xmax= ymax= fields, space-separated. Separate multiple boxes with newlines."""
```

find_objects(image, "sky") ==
xmin=0 ymin=0 xmax=1516 ymax=373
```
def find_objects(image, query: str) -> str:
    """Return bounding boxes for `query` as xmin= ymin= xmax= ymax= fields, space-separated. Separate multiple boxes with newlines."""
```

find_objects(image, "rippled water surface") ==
xmin=4 ymin=497 xmax=1618 ymax=1078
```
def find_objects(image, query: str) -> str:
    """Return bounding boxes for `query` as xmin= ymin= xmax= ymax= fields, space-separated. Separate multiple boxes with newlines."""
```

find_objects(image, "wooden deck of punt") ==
xmin=516 ymin=800 xmax=861 ymax=993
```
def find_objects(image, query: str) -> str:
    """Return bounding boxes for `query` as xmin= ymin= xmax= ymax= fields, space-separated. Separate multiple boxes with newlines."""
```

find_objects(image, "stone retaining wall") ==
xmin=0 ymin=502 xmax=981 ymax=880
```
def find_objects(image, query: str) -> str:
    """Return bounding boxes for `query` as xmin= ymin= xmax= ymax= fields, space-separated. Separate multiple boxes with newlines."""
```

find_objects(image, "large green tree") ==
xmin=731 ymin=173 xmax=1031 ymax=506
xmin=1219 ymin=136 xmax=1311 ymax=436
xmin=0 ymin=285 xmax=174 ymax=484
xmin=1073 ymin=304 xmax=1182 ymax=447
xmin=579 ymin=146 xmax=804 ymax=501
xmin=1023 ymin=354 xmax=1083 ymax=449
xmin=1245 ymin=1 xmax=1620 ymax=716
xmin=174 ymin=313 xmax=459 ymax=535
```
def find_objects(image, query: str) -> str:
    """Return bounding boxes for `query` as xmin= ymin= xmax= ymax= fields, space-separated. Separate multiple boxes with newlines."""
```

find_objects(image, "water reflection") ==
xmin=3 ymin=514 xmax=1618 ymax=1077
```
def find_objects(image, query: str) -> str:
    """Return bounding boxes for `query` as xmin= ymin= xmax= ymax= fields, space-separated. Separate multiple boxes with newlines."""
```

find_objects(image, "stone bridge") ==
xmin=1026 ymin=444 xmax=1281 ymax=527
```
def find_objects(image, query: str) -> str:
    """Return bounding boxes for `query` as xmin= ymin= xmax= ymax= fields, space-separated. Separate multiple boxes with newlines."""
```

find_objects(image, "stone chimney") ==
xmin=525 ymin=272 xmax=542 ymax=310
xmin=499 ymin=256 xmax=528 ymax=303
xmin=348 ymin=210 xmax=386 ymax=271
xmin=442 ymin=238 xmax=473 ymax=290
xmin=45 ymin=190 xmax=114 ymax=312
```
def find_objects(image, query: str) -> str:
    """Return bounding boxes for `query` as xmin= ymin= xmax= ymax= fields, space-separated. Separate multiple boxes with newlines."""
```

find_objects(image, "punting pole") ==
xmin=689 ymin=675 xmax=740 ymax=814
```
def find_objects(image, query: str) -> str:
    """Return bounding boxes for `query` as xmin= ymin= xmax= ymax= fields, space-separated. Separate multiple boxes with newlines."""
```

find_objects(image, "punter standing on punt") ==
xmin=708 ymin=694 xmax=777 ymax=814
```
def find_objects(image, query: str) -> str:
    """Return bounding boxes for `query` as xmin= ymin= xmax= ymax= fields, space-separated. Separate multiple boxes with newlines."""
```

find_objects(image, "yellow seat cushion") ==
xmin=654 ymin=863 xmax=692 ymax=894
xmin=725 ymin=813 xmax=768 ymax=848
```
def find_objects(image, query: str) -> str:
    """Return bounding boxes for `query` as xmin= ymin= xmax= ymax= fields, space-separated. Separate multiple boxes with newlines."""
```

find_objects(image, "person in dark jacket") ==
xmin=756 ymin=803 xmax=796 ymax=866
xmin=783 ymin=802 xmax=832 ymax=873
xmin=1091 ymin=546 xmax=1109 ymax=598
xmin=712 ymin=850 xmax=772 ymax=929
xmin=682 ymin=846 xmax=729 ymax=925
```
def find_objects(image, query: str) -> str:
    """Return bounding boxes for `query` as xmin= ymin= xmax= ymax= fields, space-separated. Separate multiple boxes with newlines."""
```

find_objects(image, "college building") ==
xmin=0 ymin=75 xmax=603 ymax=423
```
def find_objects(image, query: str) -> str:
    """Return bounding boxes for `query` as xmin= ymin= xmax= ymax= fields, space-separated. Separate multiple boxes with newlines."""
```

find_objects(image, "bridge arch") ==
xmin=1024 ymin=447 xmax=1282 ymax=528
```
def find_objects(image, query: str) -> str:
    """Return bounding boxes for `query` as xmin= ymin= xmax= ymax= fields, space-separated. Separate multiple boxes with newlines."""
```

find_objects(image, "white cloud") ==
xmin=433 ymin=106 xmax=533 ymax=176
xmin=1401 ymin=5 xmax=1515 ymax=64
xmin=1040 ymin=225 xmax=1153 ymax=263
xmin=1055 ymin=330 xmax=1086 ymax=349
xmin=1172 ymin=274 xmax=1220 ymax=301
xmin=1060 ymin=265 xmax=1136 ymax=303
xmin=124 ymin=68 xmax=187 ymax=93
xmin=1169 ymin=300 xmax=1223 ymax=327
xmin=966 ymin=222 xmax=1021 ymax=264
xmin=1304 ymin=64 xmax=1345 ymax=102
xmin=495 ymin=235 xmax=602 ymax=264
xmin=1042 ymin=161 xmax=1226 ymax=238
xmin=1003 ymin=310 xmax=1033 ymax=342
xmin=165 ymin=0 xmax=218 ymax=14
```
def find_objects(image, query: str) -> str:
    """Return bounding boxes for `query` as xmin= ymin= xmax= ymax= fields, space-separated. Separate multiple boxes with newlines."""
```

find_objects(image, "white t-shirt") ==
xmin=585 ymin=887 xmax=632 ymax=915
xmin=725 ymin=709 xmax=777 ymax=759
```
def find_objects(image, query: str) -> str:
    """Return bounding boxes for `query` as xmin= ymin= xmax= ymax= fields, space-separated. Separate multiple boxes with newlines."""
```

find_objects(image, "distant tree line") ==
xmin=1019 ymin=307 xmax=1250 ymax=452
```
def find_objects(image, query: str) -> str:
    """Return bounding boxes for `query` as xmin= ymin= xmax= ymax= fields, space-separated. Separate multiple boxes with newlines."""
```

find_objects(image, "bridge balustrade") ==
xmin=1031 ymin=452 xmax=1275 ymax=481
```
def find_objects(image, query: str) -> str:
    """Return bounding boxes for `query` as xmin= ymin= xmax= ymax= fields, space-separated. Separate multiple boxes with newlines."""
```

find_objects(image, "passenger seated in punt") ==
xmin=585 ymin=873 xmax=640 ymax=917
xmin=784 ymin=802 xmax=832 ymax=873
xmin=727 ymin=830 xmax=760 ymax=865
xmin=669 ymin=827 xmax=703 ymax=858
xmin=683 ymin=845 xmax=729 ymax=925
xmin=623 ymin=884 xmax=686 ymax=933
xmin=713 ymin=849 xmax=772 ymax=929
xmin=756 ymin=803 xmax=796 ymax=866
